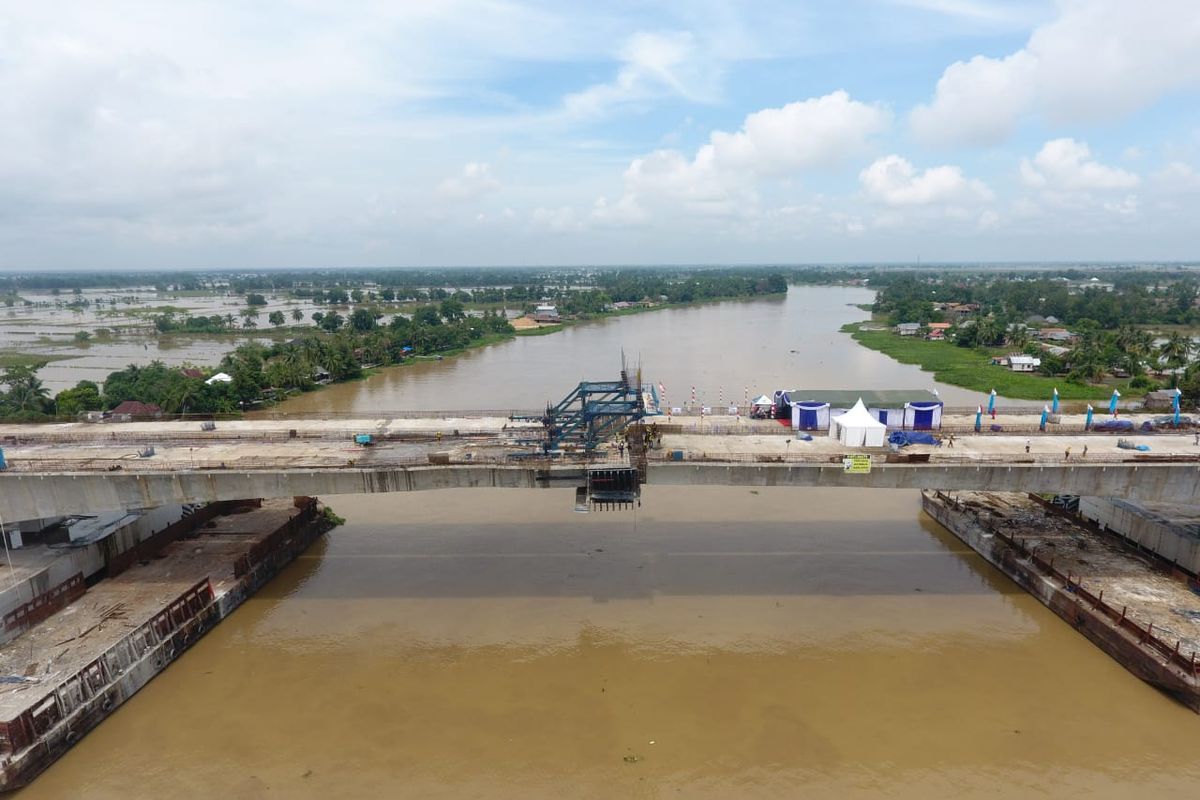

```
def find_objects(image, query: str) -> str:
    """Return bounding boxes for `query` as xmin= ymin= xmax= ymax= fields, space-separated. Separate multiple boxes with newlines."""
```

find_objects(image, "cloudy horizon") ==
xmin=2 ymin=1 xmax=1199 ymax=269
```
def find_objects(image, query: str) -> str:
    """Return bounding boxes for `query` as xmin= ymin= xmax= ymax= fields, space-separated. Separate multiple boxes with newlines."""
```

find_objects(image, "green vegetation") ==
xmin=841 ymin=323 xmax=1140 ymax=401
xmin=153 ymin=313 xmax=235 ymax=334
xmin=0 ymin=364 xmax=53 ymax=419
xmin=874 ymin=273 xmax=1199 ymax=329
xmin=0 ymin=352 xmax=71 ymax=369
xmin=860 ymin=272 xmax=1200 ymax=402
xmin=513 ymin=324 xmax=563 ymax=336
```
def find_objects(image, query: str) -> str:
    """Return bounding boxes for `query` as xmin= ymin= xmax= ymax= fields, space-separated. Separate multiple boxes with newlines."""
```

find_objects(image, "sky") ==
xmin=2 ymin=0 xmax=1200 ymax=270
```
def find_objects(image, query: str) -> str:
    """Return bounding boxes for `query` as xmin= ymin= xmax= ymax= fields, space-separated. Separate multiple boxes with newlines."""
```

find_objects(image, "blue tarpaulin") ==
xmin=1093 ymin=419 xmax=1134 ymax=432
xmin=888 ymin=431 xmax=939 ymax=447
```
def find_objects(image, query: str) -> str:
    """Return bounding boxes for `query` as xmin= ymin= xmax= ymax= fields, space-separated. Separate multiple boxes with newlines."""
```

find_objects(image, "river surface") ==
xmin=266 ymin=286 xmax=1017 ymax=412
xmin=18 ymin=287 xmax=1200 ymax=798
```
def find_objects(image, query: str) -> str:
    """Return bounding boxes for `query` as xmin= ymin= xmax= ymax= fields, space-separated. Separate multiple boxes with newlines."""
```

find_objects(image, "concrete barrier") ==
xmin=1 ymin=461 xmax=1198 ymax=520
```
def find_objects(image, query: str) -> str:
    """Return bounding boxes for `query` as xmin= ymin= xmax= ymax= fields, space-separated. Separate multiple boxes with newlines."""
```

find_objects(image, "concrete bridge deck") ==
xmin=0 ymin=417 xmax=1197 ymax=520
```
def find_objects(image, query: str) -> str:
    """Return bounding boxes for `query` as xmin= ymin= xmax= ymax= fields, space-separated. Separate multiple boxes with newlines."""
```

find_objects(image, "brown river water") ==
xmin=17 ymin=288 xmax=1200 ymax=798
xmin=265 ymin=286 xmax=1001 ymax=413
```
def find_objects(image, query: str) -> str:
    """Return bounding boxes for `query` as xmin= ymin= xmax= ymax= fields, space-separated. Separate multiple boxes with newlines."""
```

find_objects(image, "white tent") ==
xmin=204 ymin=372 xmax=233 ymax=385
xmin=829 ymin=398 xmax=887 ymax=447
xmin=750 ymin=395 xmax=773 ymax=408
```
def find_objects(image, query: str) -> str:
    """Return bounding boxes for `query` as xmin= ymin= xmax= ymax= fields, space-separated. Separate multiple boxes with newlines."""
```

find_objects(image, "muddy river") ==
xmin=17 ymin=287 xmax=1200 ymax=798
xmin=268 ymin=286 xmax=998 ymax=412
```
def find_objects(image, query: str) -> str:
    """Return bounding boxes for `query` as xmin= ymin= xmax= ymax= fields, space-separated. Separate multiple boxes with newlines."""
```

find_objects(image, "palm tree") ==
xmin=164 ymin=379 xmax=200 ymax=415
xmin=1159 ymin=332 xmax=1193 ymax=370
xmin=2 ymin=365 xmax=51 ymax=414
xmin=1158 ymin=333 xmax=1195 ymax=385
xmin=1126 ymin=329 xmax=1156 ymax=375
xmin=1005 ymin=325 xmax=1030 ymax=349
xmin=970 ymin=317 xmax=997 ymax=348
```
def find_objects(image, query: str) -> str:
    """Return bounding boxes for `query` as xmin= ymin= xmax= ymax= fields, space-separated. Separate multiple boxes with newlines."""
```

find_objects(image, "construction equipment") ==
xmin=516 ymin=364 xmax=646 ymax=453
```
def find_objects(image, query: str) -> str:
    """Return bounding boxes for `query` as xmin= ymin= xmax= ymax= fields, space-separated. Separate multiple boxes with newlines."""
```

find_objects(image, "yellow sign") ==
xmin=842 ymin=455 xmax=872 ymax=474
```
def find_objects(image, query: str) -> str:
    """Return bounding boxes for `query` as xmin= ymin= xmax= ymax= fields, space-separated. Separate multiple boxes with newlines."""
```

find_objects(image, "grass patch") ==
xmin=514 ymin=324 xmax=564 ymax=336
xmin=840 ymin=323 xmax=1143 ymax=401
xmin=0 ymin=351 xmax=75 ymax=369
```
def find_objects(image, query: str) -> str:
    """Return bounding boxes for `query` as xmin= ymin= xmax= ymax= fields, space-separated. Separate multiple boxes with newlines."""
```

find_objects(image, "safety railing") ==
xmin=944 ymin=493 xmax=1200 ymax=678
xmin=4 ymin=448 xmax=1190 ymax=472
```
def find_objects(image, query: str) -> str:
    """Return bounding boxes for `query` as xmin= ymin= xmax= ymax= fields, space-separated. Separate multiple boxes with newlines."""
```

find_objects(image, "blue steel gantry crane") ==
xmin=518 ymin=366 xmax=647 ymax=453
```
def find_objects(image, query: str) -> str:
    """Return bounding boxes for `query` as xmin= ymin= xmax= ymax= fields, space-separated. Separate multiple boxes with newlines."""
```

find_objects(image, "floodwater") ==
xmin=18 ymin=286 xmax=1200 ymax=798
xmin=1 ymin=287 xmax=321 ymax=393
xmin=20 ymin=488 xmax=1200 ymax=799
xmin=269 ymin=286 xmax=1022 ymax=413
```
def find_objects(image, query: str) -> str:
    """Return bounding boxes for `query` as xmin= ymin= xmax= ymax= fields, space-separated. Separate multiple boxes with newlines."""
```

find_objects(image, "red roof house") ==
xmin=111 ymin=401 xmax=162 ymax=418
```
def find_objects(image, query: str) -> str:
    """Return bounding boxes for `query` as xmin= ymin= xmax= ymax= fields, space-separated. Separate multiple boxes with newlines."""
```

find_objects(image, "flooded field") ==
xmin=0 ymin=286 xmax=320 ymax=392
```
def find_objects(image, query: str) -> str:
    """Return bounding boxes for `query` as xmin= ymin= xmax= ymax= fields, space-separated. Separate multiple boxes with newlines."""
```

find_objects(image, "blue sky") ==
xmin=2 ymin=0 xmax=1199 ymax=269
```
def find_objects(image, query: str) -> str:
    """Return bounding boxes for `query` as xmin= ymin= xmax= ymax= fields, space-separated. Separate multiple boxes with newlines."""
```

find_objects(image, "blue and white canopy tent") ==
xmin=902 ymin=401 xmax=944 ymax=430
xmin=791 ymin=401 xmax=832 ymax=431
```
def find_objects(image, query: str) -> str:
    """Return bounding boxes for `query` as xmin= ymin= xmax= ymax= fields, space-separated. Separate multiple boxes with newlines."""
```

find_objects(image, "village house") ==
xmin=1037 ymin=327 xmax=1077 ymax=344
xmin=934 ymin=302 xmax=980 ymax=317
xmin=110 ymin=400 xmax=162 ymax=420
xmin=894 ymin=322 xmax=921 ymax=336
xmin=1008 ymin=355 xmax=1042 ymax=372
xmin=925 ymin=322 xmax=952 ymax=340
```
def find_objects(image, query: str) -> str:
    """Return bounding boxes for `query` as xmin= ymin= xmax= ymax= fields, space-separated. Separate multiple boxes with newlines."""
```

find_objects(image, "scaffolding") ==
xmin=517 ymin=367 xmax=646 ymax=453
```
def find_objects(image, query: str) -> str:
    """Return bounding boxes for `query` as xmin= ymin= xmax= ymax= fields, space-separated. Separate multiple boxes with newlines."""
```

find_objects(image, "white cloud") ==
xmin=860 ymin=154 xmax=992 ymax=205
xmin=530 ymin=205 xmax=583 ymax=232
xmin=886 ymin=0 xmax=1044 ymax=25
xmin=708 ymin=91 xmax=891 ymax=175
xmin=1153 ymin=162 xmax=1200 ymax=193
xmin=561 ymin=31 xmax=720 ymax=119
xmin=1019 ymin=138 xmax=1140 ymax=191
xmin=591 ymin=194 xmax=648 ymax=226
xmin=910 ymin=52 xmax=1036 ymax=145
xmin=1103 ymin=195 xmax=1139 ymax=217
xmin=606 ymin=91 xmax=889 ymax=221
xmin=437 ymin=162 xmax=500 ymax=200
xmin=911 ymin=0 xmax=1200 ymax=146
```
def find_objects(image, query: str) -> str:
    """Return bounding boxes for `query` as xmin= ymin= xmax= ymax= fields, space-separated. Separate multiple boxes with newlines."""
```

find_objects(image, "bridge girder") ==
xmin=1 ymin=462 xmax=1197 ymax=521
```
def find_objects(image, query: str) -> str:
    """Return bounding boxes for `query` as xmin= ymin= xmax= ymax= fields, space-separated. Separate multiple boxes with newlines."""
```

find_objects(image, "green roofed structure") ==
xmin=776 ymin=389 xmax=939 ymax=407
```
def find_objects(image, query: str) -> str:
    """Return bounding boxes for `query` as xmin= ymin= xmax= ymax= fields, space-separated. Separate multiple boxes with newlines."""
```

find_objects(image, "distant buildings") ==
xmin=532 ymin=304 xmax=561 ymax=323
xmin=933 ymin=302 xmax=979 ymax=317
xmin=1037 ymin=327 xmax=1078 ymax=344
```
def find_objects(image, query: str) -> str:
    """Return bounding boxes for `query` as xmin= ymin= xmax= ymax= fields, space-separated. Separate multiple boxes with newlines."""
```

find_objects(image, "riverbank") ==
xmin=841 ymin=322 xmax=1143 ymax=401
xmin=0 ymin=497 xmax=336 ymax=791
